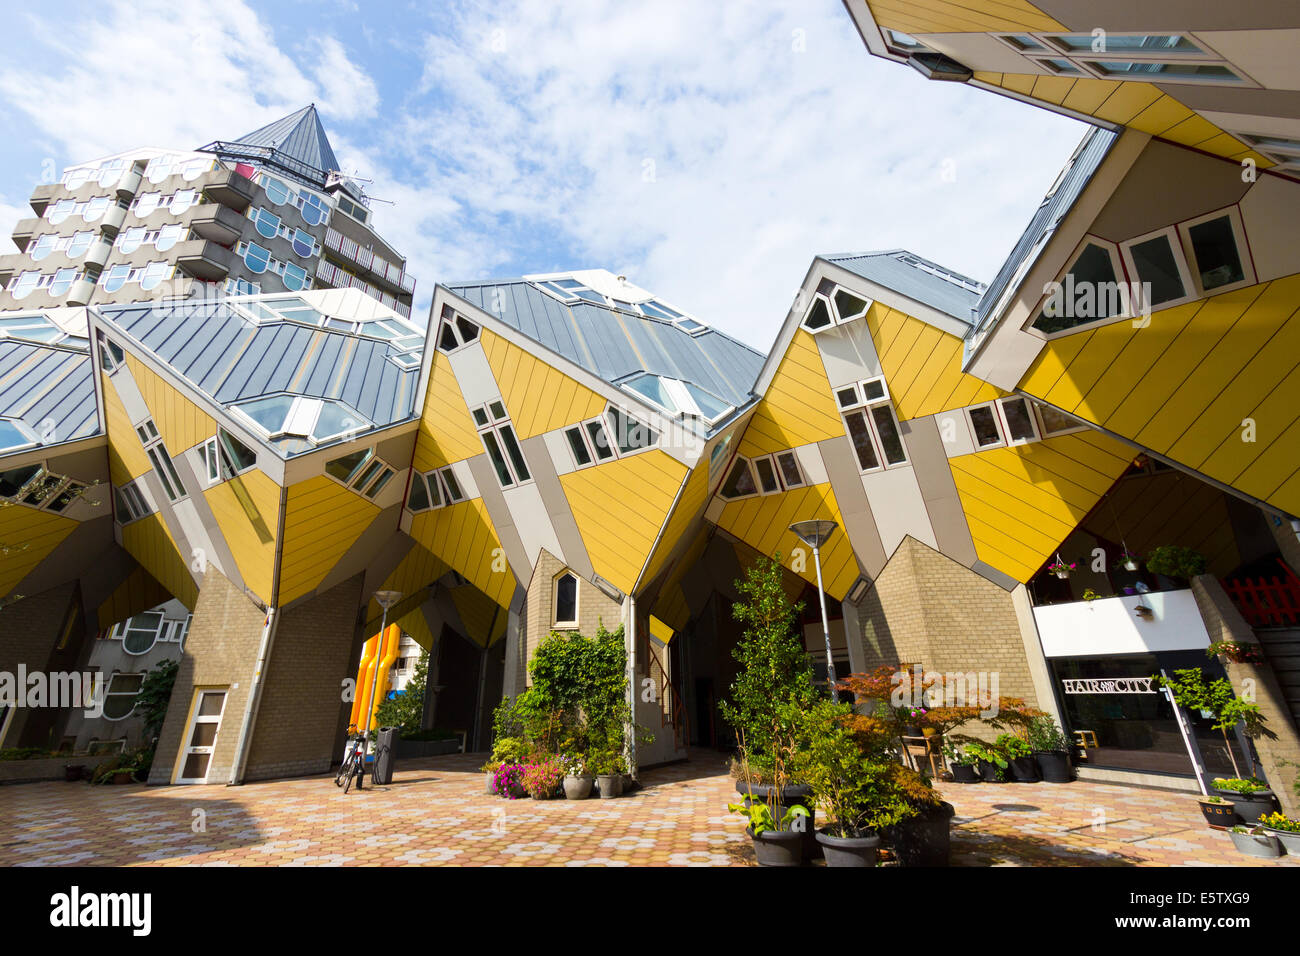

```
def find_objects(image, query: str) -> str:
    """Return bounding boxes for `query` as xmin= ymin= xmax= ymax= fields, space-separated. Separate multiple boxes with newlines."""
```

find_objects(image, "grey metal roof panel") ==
xmin=822 ymin=250 xmax=984 ymax=321
xmin=0 ymin=341 xmax=98 ymax=445
xmin=973 ymin=126 xmax=1118 ymax=332
xmin=229 ymin=105 xmax=341 ymax=177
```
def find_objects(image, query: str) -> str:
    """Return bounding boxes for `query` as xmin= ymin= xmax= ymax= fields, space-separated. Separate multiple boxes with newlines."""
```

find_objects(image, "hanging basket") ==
xmin=1054 ymin=569 xmax=1070 ymax=580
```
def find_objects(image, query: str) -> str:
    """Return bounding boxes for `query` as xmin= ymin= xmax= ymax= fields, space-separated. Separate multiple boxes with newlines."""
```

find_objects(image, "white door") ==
xmin=175 ymin=690 xmax=227 ymax=783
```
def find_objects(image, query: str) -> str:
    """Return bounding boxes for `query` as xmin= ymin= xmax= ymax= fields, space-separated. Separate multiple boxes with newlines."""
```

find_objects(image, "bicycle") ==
xmin=335 ymin=725 xmax=368 ymax=793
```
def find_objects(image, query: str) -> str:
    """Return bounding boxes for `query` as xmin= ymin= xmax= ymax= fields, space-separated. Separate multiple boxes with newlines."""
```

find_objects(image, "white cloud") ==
xmin=313 ymin=37 xmax=380 ymax=121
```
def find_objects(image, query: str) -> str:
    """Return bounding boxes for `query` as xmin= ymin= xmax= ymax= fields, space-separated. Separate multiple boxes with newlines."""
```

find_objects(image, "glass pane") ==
xmin=472 ymin=408 xmax=489 ymax=427
xmin=198 ymin=691 xmax=225 ymax=716
xmin=845 ymin=410 xmax=880 ymax=471
xmin=871 ymin=405 xmax=907 ymax=464
xmin=833 ymin=289 xmax=868 ymax=321
xmin=189 ymin=722 xmax=218 ymax=747
xmin=1129 ymin=235 xmax=1186 ymax=305
xmin=754 ymin=457 xmax=779 ymax=493
xmin=1037 ymin=404 xmax=1076 ymax=435
xmin=238 ymin=395 xmax=294 ymax=433
xmin=439 ymin=469 xmax=462 ymax=502
xmin=586 ymin=421 xmax=615 ymax=460
xmin=407 ymin=472 xmax=430 ymax=511
xmin=243 ymin=243 xmax=271 ymax=274
xmin=555 ymin=574 xmax=577 ymax=623
xmin=456 ymin=317 xmax=478 ymax=341
xmin=862 ymin=379 xmax=886 ymax=402
xmin=565 ymin=427 xmax=592 ymax=466
xmin=326 ymin=448 xmax=371 ymax=483
xmin=262 ymin=176 xmax=291 ymax=205
xmin=1034 ymin=243 xmax=1122 ymax=334
xmin=219 ymin=429 xmax=257 ymax=471
xmin=1057 ymin=33 xmax=1202 ymax=54
xmin=682 ymin=382 xmax=730 ymax=420
xmin=777 ymin=452 xmax=803 ymax=488
xmin=969 ymin=406 xmax=1002 ymax=447
xmin=1188 ymin=216 xmax=1244 ymax=291
xmin=103 ymin=694 xmax=136 ymax=720
xmin=1000 ymin=398 xmax=1037 ymax=443
xmin=499 ymin=426 xmax=530 ymax=481
xmin=181 ymin=753 xmax=210 ymax=780
xmin=803 ymin=297 xmax=831 ymax=330
xmin=836 ymin=386 xmax=859 ymax=409
xmin=608 ymin=408 xmax=655 ymax=454
xmin=364 ymin=467 xmax=393 ymax=498
xmin=438 ymin=322 xmax=459 ymax=351
xmin=254 ymin=208 xmax=279 ymax=239
xmin=721 ymin=460 xmax=757 ymax=498
xmin=482 ymin=431 xmax=513 ymax=486
xmin=625 ymin=374 xmax=675 ymax=411
xmin=1089 ymin=61 xmax=1237 ymax=81
xmin=312 ymin=403 xmax=361 ymax=440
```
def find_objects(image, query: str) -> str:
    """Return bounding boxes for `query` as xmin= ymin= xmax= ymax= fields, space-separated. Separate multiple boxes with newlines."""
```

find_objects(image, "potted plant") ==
xmin=943 ymin=742 xmax=980 ymax=783
xmin=561 ymin=753 xmax=593 ymax=800
xmin=1116 ymin=550 xmax=1140 ymax=572
xmin=1206 ymin=639 xmax=1265 ymax=665
xmin=1228 ymin=824 xmax=1281 ymax=859
xmin=522 ymin=757 xmax=564 ymax=800
xmin=1026 ymin=715 xmax=1073 ymax=783
xmin=1212 ymin=777 xmax=1278 ymax=823
xmin=493 ymin=763 xmax=527 ymax=799
xmin=878 ymin=765 xmax=955 ymax=867
xmin=996 ymin=733 xmax=1039 ymax=782
xmin=1144 ymin=544 xmax=1207 ymax=582
xmin=590 ymin=748 xmax=624 ymax=799
xmin=1047 ymin=557 xmax=1076 ymax=579
xmin=1260 ymin=812 xmax=1300 ymax=855
xmin=1196 ymin=794 xmax=1238 ymax=827
xmin=965 ymin=741 xmax=1007 ymax=782
xmin=1156 ymin=669 xmax=1267 ymax=781
xmin=727 ymin=799 xmax=809 ymax=867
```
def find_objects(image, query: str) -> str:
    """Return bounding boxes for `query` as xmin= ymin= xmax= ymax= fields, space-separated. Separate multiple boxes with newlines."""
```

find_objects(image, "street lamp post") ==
xmin=365 ymin=590 xmax=403 ymax=751
xmin=789 ymin=520 xmax=839 ymax=698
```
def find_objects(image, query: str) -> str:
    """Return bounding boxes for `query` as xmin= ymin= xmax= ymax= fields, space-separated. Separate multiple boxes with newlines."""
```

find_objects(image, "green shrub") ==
xmin=1144 ymin=545 xmax=1207 ymax=579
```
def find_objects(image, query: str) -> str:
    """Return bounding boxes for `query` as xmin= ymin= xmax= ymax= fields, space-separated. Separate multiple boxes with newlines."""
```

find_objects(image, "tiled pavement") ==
xmin=1 ymin=751 xmax=1295 ymax=866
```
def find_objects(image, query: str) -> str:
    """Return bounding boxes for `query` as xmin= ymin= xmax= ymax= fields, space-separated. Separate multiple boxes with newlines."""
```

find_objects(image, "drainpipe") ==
xmin=626 ymin=595 xmax=639 ymax=781
xmin=228 ymin=606 xmax=278 ymax=786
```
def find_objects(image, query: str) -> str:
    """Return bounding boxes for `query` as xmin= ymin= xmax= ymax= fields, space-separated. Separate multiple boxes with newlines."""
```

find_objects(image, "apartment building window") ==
xmin=993 ymin=33 xmax=1246 ymax=86
xmin=28 ymin=230 xmax=95 ymax=261
xmin=719 ymin=457 xmax=758 ymax=500
xmin=1121 ymin=227 xmax=1195 ymax=310
xmin=118 ymin=223 xmax=184 ymax=255
xmin=554 ymin=571 xmax=579 ymax=627
xmin=199 ymin=428 xmax=257 ymax=484
xmin=841 ymin=378 xmax=907 ymax=472
xmin=1180 ymin=209 xmax=1252 ymax=294
xmin=1035 ymin=403 xmax=1085 ymax=438
xmin=1032 ymin=238 xmax=1128 ymax=335
xmin=136 ymin=418 xmax=187 ymax=502
xmin=133 ymin=189 xmax=196 ymax=218
xmin=474 ymin=401 xmax=530 ymax=488
xmin=114 ymin=480 xmax=151 ymax=523
xmin=113 ymin=612 xmax=166 ymax=655
xmin=606 ymin=407 xmax=657 ymax=455
xmin=103 ymin=673 xmax=144 ymax=721
xmin=324 ymin=447 xmax=394 ymax=499
xmin=564 ymin=414 xmax=620 ymax=468
xmin=0 ymin=464 xmax=85 ymax=511
xmin=747 ymin=450 xmax=806 ymax=495
xmin=435 ymin=306 xmax=480 ymax=353
xmin=406 ymin=466 xmax=465 ymax=512
xmin=247 ymin=207 xmax=322 ymax=258
xmin=335 ymin=193 xmax=369 ymax=224
xmin=966 ymin=397 xmax=1040 ymax=450
xmin=802 ymin=281 xmax=874 ymax=334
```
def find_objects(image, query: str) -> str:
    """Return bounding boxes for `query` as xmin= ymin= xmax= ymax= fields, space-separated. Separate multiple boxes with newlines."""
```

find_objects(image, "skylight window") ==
xmin=620 ymin=373 xmax=732 ymax=424
xmin=233 ymin=396 xmax=369 ymax=444
xmin=0 ymin=419 xmax=37 ymax=453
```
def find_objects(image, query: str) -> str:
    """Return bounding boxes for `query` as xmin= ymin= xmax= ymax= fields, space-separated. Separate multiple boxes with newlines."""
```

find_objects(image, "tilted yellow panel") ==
xmin=450 ymin=584 xmax=508 ymax=647
xmin=393 ymin=603 xmax=435 ymax=651
xmin=97 ymin=564 xmax=171 ymax=630
xmin=1022 ymin=276 xmax=1300 ymax=516
xmin=121 ymin=514 xmax=198 ymax=609
xmin=410 ymin=498 xmax=516 ymax=610
xmin=203 ymin=469 xmax=281 ymax=606
xmin=124 ymin=354 xmax=215 ymax=454
xmin=738 ymin=330 xmax=844 ymax=457
xmin=949 ymin=431 xmax=1134 ymax=582
xmin=479 ymin=329 xmax=607 ymax=440
xmin=101 ymin=373 xmax=153 ymax=487
xmin=866 ymin=309 xmax=1002 ymax=419
xmin=560 ymin=449 xmax=687 ymax=595
xmin=1104 ymin=472 xmax=1240 ymax=578
xmin=653 ymin=582 xmax=690 ymax=633
xmin=640 ymin=460 xmax=709 ymax=588
xmin=373 ymin=540 xmax=449 ymax=613
xmin=867 ymin=0 xmax=1063 ymax=34
xmin=715 ymin=483 xmax=859 ymax=601
xmin=412 ymin=351 xmax=484 ymax=473
xmin=0 ymin=505 xmax=78 ymax=600
xmin=278 ymin=475 xmax=383 ymax=606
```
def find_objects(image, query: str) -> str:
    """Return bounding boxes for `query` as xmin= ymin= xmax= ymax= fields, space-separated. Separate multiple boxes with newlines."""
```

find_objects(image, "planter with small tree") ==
xmin=1155 ymin=668 xmax=1267 ymax=785
xmin=1026 ymin=715 xmax=1074 ymax=783
xmin=1144 ymin=545 xmax=1207 ymax=585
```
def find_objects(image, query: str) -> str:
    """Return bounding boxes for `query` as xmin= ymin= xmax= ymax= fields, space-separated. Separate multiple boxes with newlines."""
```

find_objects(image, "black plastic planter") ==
xmin=1008 ymin=755 xmax=1040 ymax=782
xmin=816 ymin=829 xmax=881 ymax=867
xmin=1035 ymin=750 xmax=1072 ymax=783
xmin=747 ymin=827 xmax=804 ymax=867
xmin=977 ymin=760 xmax=1005 ymax=783
xmin=950 ymin=763 xmax=979 ymax=784
xmin=737 ymin=783 xmax=816 ymax=856
xmin=884 ymin=801 xmax=955 ymax=867
xmin=1215 ymin=789 xmax=1276 ymax=823
xmin=1198 ymin=800 xmax=1238 ymax=827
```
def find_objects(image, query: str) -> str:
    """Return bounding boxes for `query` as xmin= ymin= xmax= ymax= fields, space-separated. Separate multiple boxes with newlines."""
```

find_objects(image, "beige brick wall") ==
xmin=517 ymin=550 xmax=622 ymax=686
xmin=0 ymin=581 xmax=87 ymax=748
xmin=149 ymin=565 xmax=265 ymax=784
xmin=853 ymin=536 xmax=1040 ymax=741
xmin=243 ymin=574 xmax=364 ymax=781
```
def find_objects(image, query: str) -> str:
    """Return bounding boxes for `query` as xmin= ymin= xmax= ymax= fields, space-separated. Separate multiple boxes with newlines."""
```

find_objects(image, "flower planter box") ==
xmin=1264 ymin=828 xmax=1300 ymax=855
xmin=816 ymin=829 xmax=880 ymax=867
xmin=1214 ymin=789 xmax=1276 ymax=823
xmin=1197 ymin=800 xmax=1237 ymax=827
xmin=747 ymin=827 xmax=804 ymax=867
xmin=394 ymin=737 xmax=461 ymax=759
xmin=1228 ymin=829 xmax=1281 ymax=858
xmin=1008 ymin=756 xmax=1039 ymax=782
xmin=1034 ymin=750 xmax=1073 ymax=783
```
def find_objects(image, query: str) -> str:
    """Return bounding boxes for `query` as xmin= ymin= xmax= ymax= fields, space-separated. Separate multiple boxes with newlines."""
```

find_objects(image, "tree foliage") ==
xmin=374 ymin=649 xmax=429 ymax=736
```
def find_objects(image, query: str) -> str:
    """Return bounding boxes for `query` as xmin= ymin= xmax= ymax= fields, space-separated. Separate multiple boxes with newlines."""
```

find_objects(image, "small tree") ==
xmin=1156 ymin=667 xmax=1266 ymax=779
xmin=720 ymin=554 xmax=816 ymax=780
xmin=134 ymin=658 xmax=179 ymax=742
xmin=374 ymin=649 xmax=429 ymax=736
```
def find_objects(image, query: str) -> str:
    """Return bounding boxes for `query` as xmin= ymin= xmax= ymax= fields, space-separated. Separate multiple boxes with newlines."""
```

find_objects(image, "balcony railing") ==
xmin=323 ymin=226 xmax=414 ymax=296
xmin=316 ymin=258 xmax=411 ymax=317
xmin=1223 ymin=562 xmax=1300 ymax=627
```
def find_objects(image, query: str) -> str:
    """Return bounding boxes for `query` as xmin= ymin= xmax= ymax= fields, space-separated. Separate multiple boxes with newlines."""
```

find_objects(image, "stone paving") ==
xmin=1 ymin=751 xmax=1295 ymax=866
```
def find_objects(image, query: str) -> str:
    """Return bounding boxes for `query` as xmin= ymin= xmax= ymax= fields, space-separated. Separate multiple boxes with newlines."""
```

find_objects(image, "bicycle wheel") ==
xmin=343 ymin=757 xmax=360 ymax=794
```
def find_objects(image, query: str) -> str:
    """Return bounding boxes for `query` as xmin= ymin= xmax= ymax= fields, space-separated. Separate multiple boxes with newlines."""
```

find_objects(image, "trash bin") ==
xmin=372 ymin=727 xmax=398 ymax=785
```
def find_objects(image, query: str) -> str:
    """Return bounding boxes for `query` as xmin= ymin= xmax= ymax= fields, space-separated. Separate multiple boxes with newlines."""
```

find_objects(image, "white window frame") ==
xmin=774 ymin=450 xmax=807 ymax=490
xmin=965 ymin=401 xmax=1007 ymax=450
xmin=1120 ymin=225 xmax=1197 ymax=313
xmin=175 ymin=689 xmax=227 ymax=784
xmin=994 ymin=396 xmax=1041 ymax=447
xmin=102 ymin=672 xmax=144 ymax=721
xmin=435 ymin=306 xmax=480 ymax=353
xmin=1176 ymin=206 xmax=1256 ymax=298
xmin=843 ymin=401 xmax=909 ymax=474
xmin=553 ymin=570 xmax=580 ymax=629
xmin=718 ymin=456 xmax=759 ymax=501
xmin=1027 ymin=235 xmax=1133 ymax=339
xmin=114 ymin=612 xmax=166 ymax=656
xmin=138 ymin=418 xmax=188 ymax=503
xmin=114 ymin=480 xmax=152 ymax=524
xmin=829 ymin=286 xmax=873 ymax=324
xmin=800 ymin=292 xmax=836 ymax=334
xmin=473 ymin=402 xmax=531 ymax=488
xmin=751 ymin=454 xmax=782 ymax=495
xmin=1033 ymin=402 xmax=1088 ymax=438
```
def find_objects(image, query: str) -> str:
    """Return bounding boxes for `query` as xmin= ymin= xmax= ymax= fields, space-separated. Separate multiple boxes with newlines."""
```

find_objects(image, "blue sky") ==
xmin=0 ymin=0 xmax=1087 ymax=349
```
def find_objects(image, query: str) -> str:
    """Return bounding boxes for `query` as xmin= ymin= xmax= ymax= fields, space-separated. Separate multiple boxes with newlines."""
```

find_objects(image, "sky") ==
xmin=0 ymin=0 xmax=1087 ymax=351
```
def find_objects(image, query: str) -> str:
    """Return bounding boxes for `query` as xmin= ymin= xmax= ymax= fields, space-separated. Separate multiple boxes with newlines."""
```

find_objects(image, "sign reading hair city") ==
xmin=1062 ymin=677 xmax=1156 ymax=695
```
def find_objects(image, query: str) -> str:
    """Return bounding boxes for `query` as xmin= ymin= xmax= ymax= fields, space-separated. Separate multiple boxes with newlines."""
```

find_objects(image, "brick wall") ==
xmin=149 ymin=565 xmax=265 ymax=785
xmin=243 ymin=574 xmax=364 ymax=781
xmin=852 ymin=536 xmax=1040 ymax=740
xmin=0 ymin=581 xmax=86 ymax=748
xmin=518 ymin=550 xmax=622 ymax=685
